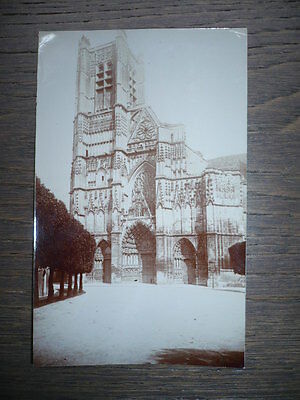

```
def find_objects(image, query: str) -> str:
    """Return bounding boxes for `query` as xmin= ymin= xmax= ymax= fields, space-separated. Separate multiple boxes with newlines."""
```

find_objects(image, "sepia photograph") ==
xmin=33 ymin=28 xmax=247 ymax=367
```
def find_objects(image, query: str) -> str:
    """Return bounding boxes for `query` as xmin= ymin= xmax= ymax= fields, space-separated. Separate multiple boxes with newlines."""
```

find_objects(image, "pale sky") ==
xmin=36 ymin=28 xmax=247 ymax=208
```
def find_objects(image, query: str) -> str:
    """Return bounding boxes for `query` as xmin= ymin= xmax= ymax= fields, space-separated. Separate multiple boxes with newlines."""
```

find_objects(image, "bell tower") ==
xmin=70 ymin=32 xmax=146 ymax=281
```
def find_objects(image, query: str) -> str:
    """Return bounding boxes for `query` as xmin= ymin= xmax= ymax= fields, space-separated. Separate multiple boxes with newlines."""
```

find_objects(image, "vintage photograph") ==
xmin=33 ymin=29 xmax=247 ymax=367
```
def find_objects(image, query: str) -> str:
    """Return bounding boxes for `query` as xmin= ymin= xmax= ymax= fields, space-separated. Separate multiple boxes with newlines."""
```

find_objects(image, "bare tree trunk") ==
xmin=48 ymin=268 xmax=54 ymax=300
xmin=67 ymin=273 xmax=72 ymax=296
xmin=59 ymin=270 xmax=65 ymax=298
xmin=74 ymin=273 xmax=78 ymax=293
xmin=79 ymin=273 xmax=83 ymax=292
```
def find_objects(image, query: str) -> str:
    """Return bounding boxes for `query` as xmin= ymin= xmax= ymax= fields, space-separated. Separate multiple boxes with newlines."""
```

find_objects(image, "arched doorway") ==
xmin=173 ymin=239 xmax=197 ymax=284
xmin=122 ymin=222 xmax=156 ymax=284
xmin=93 ymin=240 xmax=111 ymax=283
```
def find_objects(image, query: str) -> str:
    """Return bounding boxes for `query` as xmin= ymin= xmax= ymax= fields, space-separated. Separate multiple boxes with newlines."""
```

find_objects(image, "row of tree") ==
xmin=35 ymin=178 xmax=96 ymax=305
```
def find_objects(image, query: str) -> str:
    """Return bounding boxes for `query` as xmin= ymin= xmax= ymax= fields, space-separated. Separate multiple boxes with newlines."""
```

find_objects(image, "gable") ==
xmin=128 ymin=107 xmax=159 ymax=144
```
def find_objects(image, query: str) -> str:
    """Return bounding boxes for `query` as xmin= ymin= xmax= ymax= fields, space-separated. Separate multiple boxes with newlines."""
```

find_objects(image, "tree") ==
xmin=36 ymin=178 xmax=62 ymax=301
xmin=229 ymin=241 xmax=246 ymax=275
xmin=70 ymin=218 xmax=96 ymax=292
xmin=35 ymin=178 xmax=96 ymax=303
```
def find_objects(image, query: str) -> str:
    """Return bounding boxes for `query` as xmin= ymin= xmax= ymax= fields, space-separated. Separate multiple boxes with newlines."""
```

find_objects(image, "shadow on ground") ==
xmin=35 ymin=290 xmax=86 ymax=308
xmin=152 ymin=349 xmax=244 ymax=368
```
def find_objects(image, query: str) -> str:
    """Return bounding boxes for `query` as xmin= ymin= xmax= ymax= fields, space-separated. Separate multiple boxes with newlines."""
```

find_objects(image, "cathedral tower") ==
xmin=70 ymin=32 xmax=246 ymax=288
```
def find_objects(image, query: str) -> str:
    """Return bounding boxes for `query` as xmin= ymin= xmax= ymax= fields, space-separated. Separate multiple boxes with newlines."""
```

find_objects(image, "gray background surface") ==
xmin=0 ymin=1 xmax=299 ymax=399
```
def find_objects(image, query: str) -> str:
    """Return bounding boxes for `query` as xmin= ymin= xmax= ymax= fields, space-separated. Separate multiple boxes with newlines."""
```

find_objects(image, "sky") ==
xmin=36 ymin=28 xmax=247 ymax=208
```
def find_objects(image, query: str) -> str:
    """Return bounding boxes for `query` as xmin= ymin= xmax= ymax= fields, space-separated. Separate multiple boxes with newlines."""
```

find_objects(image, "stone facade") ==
xmin=70 ymin=33 xmax=246 ymax=287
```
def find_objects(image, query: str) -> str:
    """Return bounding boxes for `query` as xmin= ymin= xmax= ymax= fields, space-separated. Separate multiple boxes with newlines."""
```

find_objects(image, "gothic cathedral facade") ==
xmin=70 ymin=33 xmax=246 ymax=287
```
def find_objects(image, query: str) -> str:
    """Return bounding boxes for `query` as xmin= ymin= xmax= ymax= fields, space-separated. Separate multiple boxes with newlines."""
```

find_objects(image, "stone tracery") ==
xmin=128 ymin=166 xmax=155 ymax=218
xmin=70 ymin=33 xmax=247 ymax=287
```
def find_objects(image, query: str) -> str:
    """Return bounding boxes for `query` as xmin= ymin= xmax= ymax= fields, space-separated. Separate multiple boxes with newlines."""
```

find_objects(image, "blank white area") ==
xmin=33 ymin=284 xmax=245 ymax=366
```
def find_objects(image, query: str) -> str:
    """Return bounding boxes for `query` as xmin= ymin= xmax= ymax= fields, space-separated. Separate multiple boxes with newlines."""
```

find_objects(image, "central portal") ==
xmin=122 ymin=222 xmax=156 ymax=284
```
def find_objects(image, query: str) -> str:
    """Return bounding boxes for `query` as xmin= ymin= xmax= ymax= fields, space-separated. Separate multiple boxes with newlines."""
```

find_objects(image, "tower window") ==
xmin=95 ymin=60 xmax=113 ymax=111
xmin=102 ymin=176 xmax=104 ymax=181
xmin=86 ymin=150 xmax=88 ymax=157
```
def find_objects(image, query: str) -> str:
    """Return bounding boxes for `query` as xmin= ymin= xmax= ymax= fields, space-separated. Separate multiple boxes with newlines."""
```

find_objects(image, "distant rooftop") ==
xmin=207 ymin=154 xmax=246 ymax=177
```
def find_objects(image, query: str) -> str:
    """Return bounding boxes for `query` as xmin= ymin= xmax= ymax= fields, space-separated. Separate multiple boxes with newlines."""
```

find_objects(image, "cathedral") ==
xmin=70 ymin=32 xmax=246 ymax=287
